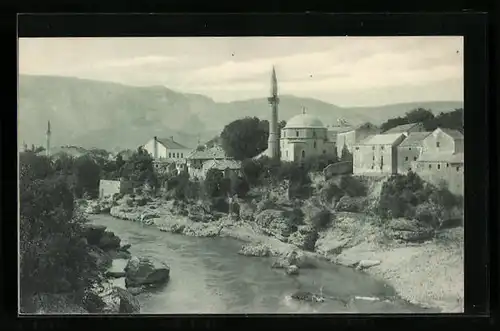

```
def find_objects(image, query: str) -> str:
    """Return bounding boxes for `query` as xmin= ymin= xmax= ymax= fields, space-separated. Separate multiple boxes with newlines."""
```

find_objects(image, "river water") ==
xmin=89 ymin=215 xmax=436 ymax=314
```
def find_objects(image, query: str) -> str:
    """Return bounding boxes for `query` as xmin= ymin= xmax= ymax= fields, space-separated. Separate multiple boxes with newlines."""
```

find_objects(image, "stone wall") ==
xmin=99 ymin=179 xmax=135 ymax=198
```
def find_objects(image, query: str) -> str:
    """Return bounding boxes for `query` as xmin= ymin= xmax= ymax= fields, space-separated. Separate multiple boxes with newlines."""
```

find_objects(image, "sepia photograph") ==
xmin=18 ymin=36 xmax=464 ymax=315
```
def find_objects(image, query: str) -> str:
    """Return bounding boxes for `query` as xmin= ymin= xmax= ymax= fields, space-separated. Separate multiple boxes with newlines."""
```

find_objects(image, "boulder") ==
xmin=335 ymin=196 xmax=368 ymax=213
xmin=94 ymin=282 xmax=140 ymax=314
xmin=355 ymin=259 xmax=381 ymax=270
xmin=140 ymin=212 xmax=159 ymax=224
xmin=387 ymin=218 xmax=435 ymax=243
xmin=98 ymin=231 xmax=121 ymax=251
xmin=120 ymin=244 xmax=132 ymax=251
xmin=87 ymin=246 xmax=112 ymax=270
xmin=124 ymin=256 xmax=170 ymax=288
xmin=288 ymin=225 xmax=318 ymax=251
xmin=116 ymin=287 xmax=141 ymax=313
xmin=83 ymin=224 xmax=107 ymax=246
xmin=272 ymin=250 xmax=316 ymax=269
xmin=286 ymin=265 xmax=299 ymax=275
xmin=238 ymin=243 xmax=271 ymax=257
xmin=291 ymin=291 xmax=324 ymax=303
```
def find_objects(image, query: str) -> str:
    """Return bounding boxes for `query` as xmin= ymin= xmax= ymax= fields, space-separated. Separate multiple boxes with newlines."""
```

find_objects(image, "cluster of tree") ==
xmin=19 ymin=152 xmax=103 ymax=312
xmin=219 ymin=117 xmax=286 ymax=160
xmin=377 ymin=171 xmax=463 ymax=228
xmin=380 ymin=108 xmax=464 ymax=133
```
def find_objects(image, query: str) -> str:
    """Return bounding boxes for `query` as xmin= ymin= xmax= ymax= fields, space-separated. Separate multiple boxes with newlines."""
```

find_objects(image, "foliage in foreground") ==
xmin=19 ymin=152 xmax=103 ymax=312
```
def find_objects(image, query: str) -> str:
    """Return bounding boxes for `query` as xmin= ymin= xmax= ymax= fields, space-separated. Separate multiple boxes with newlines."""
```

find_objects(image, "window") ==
xmin=168 ymin=152 xmax=171 ymax=158
xmin=372 ymin=146 xmax=375 ymax=150
xmin=355 ymin=147 xmax=359 ymax=150
xmin=405 ymin=156 xmax=409 ymax=161
xmin=373 ymin=155 xmax=375 ymax=161
xmin=302 ymin=150 xmax=306 ymax=158
xmin=429 ymin=164 xmax=432 ymax=169
xmin=408 ymin=167 xmax=412 ymax=171
xmin=409 ymin=147 xmax=412 ymax=151
xmin=447 ymin=163 xmax=449 ymax=168
xmin=437 ymin=164 xmax=441 ymax=170
xmin=286 ymin=151 xmax=288 ymax=157
xmin=181 ymin=153 xmax=183 ymax=158
xmin=177 ymin=153 xmax=179 ymax=158
xmin=381 ymin=146 xmax=385 ymax=150
xmin=436 ymin=142 xmax=440 ymax=148
xmin=313 ymin=131 xmax=316 ymax=138
xmin=313 ymin=141 xmax=317 ymax=148
xmin=413 ymin=156 xmax=417 ymax=161
xmin=296 ymin=131 xmax=299 ymax=137
xmin=456 ymin=166 xmax=460 ymax=172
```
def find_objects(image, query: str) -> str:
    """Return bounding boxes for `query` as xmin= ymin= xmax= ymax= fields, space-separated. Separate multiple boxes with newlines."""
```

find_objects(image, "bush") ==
xmin=19 ymin=155 xmax=102 ymax=311
xmin=414 ymin=202 xmax=444 ymax=228
xmin=335 ymin=196 xmax=367 ymax=212
xmin=319 ymin=181 xmax=344 ymax=204
xmin=204 ymin=169 xmax=230 ymax=198
xmin=310 ymin=209 xmax=332 ymax=230
xmin=339 ymin=175 xmax=367 ymax=197
xmin=231 ymin=176 xmax=250 ymax=198
xmin=211 ymin=197 xmax=229 ymax=213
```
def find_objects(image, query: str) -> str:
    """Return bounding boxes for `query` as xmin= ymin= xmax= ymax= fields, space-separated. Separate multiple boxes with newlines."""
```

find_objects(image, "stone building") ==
xmin=200 ymin=159 xmax=242 ymax=180
xmin=336 ymin=123 xmax=379 ymax=157
xmin=98 ymin=178 xmax=135 ymax=198
xmin=186 ymin=145 xmax=230 ymax=178
xmin=352 ymin=133 xmax=406 ymax=175
xmin=383 ymin=122 xmax=426 ymax=135
xmin=413 ymin=128 xmax=464 ymax=195
xmin=279 ymin=110 xmax=336 ymax=163
xmin=142 ymin=136 xmax=192 ymax=161
xmin=396 ymin=132 xmax=432 ymax=174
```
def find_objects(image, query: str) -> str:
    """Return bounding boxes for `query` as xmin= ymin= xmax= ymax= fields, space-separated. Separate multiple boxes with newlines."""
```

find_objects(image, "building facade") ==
xmin=143 ymin=136 xmax=192 ymax=161
xmin=336 ymin=123 xmax=379 ymax=157
xmin=396 ymin=132 xmax=431 ymax=174
xmin=413 ymin=128 xmax=464 ymax=195
xmin=280 ymin=111 xmax=336 ymax=162
xmin=353 ymin=133 xmax=406 ymax=175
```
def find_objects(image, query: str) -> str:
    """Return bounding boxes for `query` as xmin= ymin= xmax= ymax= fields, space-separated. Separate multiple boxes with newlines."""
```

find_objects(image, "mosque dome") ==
xmin=284 ymin=113 xmax=325 ymax=129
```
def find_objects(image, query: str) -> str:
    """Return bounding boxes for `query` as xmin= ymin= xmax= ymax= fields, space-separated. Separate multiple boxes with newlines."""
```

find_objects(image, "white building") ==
xmin=142 ymin=136 xmax=192 ymax=161
xmin=279 ymin=110 xmax=336 ymax=162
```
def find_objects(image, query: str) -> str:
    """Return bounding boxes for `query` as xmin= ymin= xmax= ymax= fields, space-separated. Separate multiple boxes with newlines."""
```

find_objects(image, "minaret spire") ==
xmin=267 ymin=66 xmax=280 ymax=160
xmin=46 ymin=120 xmax=51 ymax=157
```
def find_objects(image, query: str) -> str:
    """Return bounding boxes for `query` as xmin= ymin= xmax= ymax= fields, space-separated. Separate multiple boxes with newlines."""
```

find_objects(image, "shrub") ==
xmin=211 ymin=197 xmax=229 ymax=213
xmin=319 ymin=181 xmax=344 ymax=204
xmin=335 ymin=196 xmax=367 ymax=213
xmin=339 ymin=175 xmax=367 ymax=197
xmin=310 ymin=209 xmax=332 ymax=230
xmin=414 ymin=202 xmax=444 ymax=228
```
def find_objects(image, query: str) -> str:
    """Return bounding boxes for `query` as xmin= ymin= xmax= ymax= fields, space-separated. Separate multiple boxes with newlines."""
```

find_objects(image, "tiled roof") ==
xmin=417 ymin=152 xmax=464 ymax=163
xmin=384 ymin=122 xmax=421 ymax=134
xmin=202 ymin=159 xmax=241 ymax=171
xmin=156 ymin=137 xmax=189 ymax=150
xmin=439 ymin=128 xmax=464 ymax=140
xmin=186 ymin=145 xmax=227 ymax=159
xmin=356 ymin=133 xmax=405 ymax=146
xmin=398 ymin=132 xmax=432 ymax=147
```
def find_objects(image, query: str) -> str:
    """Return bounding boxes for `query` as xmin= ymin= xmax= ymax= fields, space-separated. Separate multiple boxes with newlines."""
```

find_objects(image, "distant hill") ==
xmin=18 ymin=75 xmax=463 ymax=151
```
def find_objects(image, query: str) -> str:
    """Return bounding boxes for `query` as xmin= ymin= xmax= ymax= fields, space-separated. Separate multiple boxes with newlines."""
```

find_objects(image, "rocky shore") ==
xmin=82 ymin=192 xmax=463 ymax=312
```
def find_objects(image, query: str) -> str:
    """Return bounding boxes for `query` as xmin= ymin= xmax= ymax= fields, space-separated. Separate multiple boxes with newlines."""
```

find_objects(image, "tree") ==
xmin=220 ymin=117 xmax=269 ymax=160
xmin=405 ymin=108 xmax=435 ymax=124
xmin=204 ymin=169 xmax=229 ymax=198
xmin=120 ymin=147 xmax=156 ymax=185
xmin=19 ymin=154 xmax=102 ymax=312
xmin=73 ymin=155 xmax=101 ymax=198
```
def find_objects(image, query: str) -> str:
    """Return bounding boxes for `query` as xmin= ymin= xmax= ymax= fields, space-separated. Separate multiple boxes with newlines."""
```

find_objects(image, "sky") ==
xmin=18 ymin=36 xmax=463 ymax=107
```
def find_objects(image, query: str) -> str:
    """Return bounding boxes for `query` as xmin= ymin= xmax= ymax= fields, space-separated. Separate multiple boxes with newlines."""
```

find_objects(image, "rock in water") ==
xmin=125 ymin=256 xmax=170 ymax=288
xmin=291 ymin=291 xmax=324 ymax=303
xmin=238 ymin=243 xmax=271 ymax=257
xmin=98 ymin=231 xmax=121 ymax=251
xmin=356 ymin=260 xmax=381 ymax=270
xmin=286 ymin=265 xmax=299 ymax=276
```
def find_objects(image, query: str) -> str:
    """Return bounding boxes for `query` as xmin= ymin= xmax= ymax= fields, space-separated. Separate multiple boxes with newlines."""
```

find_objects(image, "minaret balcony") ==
xmin=267 ymin=96 xmax=280 ymax=104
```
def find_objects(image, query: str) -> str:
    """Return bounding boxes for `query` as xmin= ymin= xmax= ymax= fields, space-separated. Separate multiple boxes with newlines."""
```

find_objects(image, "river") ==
xmin=89 ymin=215 xmax=436 ymax=314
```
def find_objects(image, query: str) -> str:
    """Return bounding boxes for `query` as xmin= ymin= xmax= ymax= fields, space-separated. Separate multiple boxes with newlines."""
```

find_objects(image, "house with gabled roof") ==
xmin=353 ymin=133 xmax=406 ymax=175
xmin=383 ymin=122 xmax=426 ymax=136
xmin=413 ymin=127 xmax=464 ymax=196
xmin=142 ymin=136 xmax=192 ymax=161
xmin=335 ymin=122 xmax=379 ymax=157
xmin=396 ymin=131 xmax=432 ymax=174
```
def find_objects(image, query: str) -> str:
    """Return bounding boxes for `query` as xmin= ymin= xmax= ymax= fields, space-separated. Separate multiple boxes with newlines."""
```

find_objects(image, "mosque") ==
xmin=258 ymin=67 xmax=337 ymax=162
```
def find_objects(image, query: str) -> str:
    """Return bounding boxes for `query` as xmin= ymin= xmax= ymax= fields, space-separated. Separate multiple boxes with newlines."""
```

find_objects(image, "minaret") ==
xmin=267 ymin=66 xmax=280 ymax=159
xmin=46 ymin=120 xmax=51 ymax=157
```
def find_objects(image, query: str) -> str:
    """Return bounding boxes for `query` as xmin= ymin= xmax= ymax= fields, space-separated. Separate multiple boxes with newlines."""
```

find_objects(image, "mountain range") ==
xmin=18 ymin=75 xmax=463 ymax=151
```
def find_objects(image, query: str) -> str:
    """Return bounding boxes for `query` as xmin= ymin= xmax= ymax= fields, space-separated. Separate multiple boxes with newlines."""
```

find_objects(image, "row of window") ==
xmin=168 ymin=152 xmax=184 ymax=158
xmin=284 ymin=131 xmax=319 ymax=138
xmin=427 ymin=163 xmax=461 ymax=171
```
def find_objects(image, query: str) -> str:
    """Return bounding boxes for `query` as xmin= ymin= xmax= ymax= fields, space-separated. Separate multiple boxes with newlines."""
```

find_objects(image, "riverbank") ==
xmin=82 ymin=192 xmax=463 ymax=313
